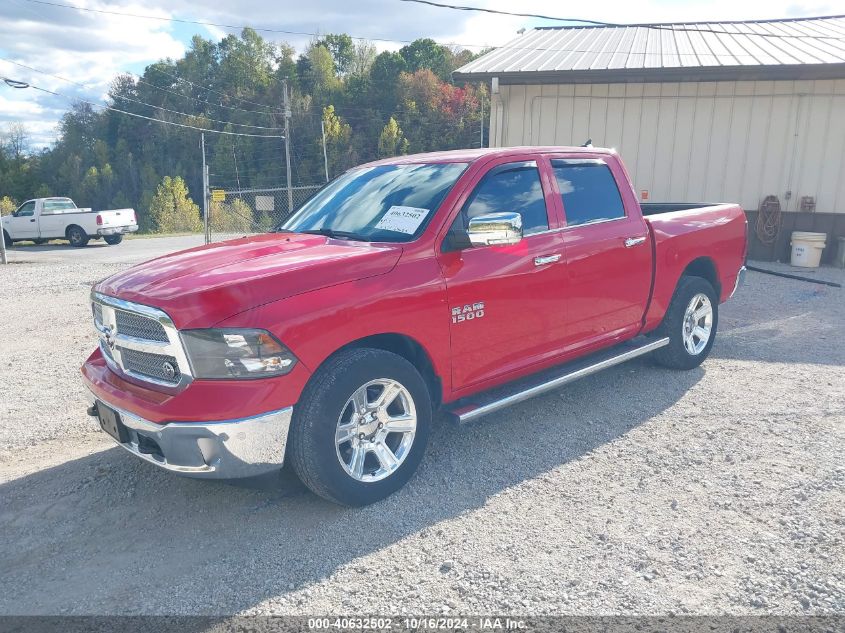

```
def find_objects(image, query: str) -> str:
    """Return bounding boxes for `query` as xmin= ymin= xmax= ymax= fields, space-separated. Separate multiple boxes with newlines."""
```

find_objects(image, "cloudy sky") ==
xmin=0 ymin=0 xmax=837 ymax=147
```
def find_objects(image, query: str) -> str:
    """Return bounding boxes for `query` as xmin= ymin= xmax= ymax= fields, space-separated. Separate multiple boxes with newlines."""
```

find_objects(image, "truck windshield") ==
xmin=280 ymin=162 xmax=468 ymax=242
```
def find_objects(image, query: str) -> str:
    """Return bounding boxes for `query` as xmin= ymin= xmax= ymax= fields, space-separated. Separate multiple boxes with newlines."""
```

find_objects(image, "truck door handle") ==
xmin=534 ymin=254 xmax=562 ymax=266
xmin=624 ymin=236 xmax=646 ymax=248
xmin=29 ymin=218 xmax=36 ymax=222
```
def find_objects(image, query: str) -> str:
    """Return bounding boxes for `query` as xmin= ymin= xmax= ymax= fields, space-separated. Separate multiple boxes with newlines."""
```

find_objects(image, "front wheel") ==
xmin=3 ymin=231 xmax=11 ymax=248
xmin=104 ymin=234 xmax=123 ymax=245
xmin=653 ymin=276 xmax=718 ymax=370
xmin=67 ymin=226 xmax=89 ymax=247
xmin=288 ymin=348 xmax=432 ymax=506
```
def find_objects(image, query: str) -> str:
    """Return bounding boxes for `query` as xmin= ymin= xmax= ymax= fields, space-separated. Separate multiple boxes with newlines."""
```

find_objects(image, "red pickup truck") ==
xmin=82 ymin=146 xmax=747 ymax=505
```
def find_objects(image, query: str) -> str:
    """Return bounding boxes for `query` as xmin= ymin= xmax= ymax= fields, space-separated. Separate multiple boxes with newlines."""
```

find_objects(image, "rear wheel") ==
xmin=104 ymin=234 xmax=123 ymax=245
xmin=67 ymin=225 xmax=89 ymax=247
xmin=288 ymin=347 xmax=432 ymax=506
xmin=653 ymin=276 xmax=718 ymax=370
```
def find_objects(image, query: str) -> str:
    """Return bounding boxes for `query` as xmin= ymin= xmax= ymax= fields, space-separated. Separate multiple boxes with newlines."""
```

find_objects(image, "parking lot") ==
xmin=0 ymin=237 xmax=843 ymax=615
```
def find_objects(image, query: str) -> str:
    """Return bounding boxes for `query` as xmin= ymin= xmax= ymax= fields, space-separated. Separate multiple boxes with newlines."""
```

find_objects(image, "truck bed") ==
xmin=641 ymin=202 xmax=747 ymax=333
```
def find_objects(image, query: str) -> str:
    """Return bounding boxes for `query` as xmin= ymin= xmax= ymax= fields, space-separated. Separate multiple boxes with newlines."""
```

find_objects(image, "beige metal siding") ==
xmin=489 ymin=79 xmax=845 ymax=213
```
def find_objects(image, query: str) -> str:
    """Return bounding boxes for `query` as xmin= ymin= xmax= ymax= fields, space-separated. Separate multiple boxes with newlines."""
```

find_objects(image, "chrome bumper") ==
xmin=97 ymin=224 xmax=138 ymax=236
xmin=87 ymin=392 xmax=292 ymax=479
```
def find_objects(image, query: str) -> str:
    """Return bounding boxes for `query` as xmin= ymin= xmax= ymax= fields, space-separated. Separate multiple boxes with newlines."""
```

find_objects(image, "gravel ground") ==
xmin=0 ymin=240 xmax=842 ymax=616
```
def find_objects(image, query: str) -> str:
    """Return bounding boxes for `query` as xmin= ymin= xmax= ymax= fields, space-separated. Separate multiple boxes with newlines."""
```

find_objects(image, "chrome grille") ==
xmin=91 ymin=292 xmax=192 ymax=389
xmin=120 ymin=348 xmax=181 ymax=384
xmin=115 ymin=310 xmax=168 ymax=342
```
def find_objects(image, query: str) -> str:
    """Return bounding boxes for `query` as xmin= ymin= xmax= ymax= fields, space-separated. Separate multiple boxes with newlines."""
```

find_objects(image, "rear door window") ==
xmin=551 ymin=161 xmax=626 ymax=227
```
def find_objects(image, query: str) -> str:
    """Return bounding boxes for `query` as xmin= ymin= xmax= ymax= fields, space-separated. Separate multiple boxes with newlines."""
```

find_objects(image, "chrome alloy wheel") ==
xmin=335 ymin=379 xmax=417 ymax=482
xmin=682 ymin=293 xmax=713 ymax=355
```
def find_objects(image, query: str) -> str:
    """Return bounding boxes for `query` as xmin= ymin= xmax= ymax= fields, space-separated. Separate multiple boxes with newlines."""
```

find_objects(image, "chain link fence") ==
xmin=206 ymin=185 xmax=322 ymax=243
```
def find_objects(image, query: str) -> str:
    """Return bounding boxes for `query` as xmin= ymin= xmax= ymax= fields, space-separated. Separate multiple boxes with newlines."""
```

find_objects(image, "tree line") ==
xmin=0 ymin=29 xmax=488 ymax=232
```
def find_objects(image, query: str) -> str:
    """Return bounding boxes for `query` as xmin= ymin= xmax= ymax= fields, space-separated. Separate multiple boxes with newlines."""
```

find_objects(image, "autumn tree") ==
xmin=0 ymin=196 xmax=17 ymax=215
xmin=378 ymin=118 xmax=409 ymax=158
xmin=321 ymin=105 xmax=354 ymax=178
xmin=148 ymin=176 xmax=203 ymax=233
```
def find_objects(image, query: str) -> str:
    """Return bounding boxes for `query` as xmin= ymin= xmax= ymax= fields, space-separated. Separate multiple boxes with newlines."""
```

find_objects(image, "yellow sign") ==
xmin=211 ymin=189 xmax=225 ymax=202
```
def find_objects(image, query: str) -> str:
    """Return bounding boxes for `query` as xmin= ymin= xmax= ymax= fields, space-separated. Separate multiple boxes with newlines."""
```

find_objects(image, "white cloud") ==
xmin=0 ymin=0 xmax=837 ymax=147
xmin=0 ymin=0 xmax=186 ymax=146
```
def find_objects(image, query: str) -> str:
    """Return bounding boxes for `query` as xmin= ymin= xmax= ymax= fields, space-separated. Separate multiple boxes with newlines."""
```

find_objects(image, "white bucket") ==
xmin=790 ymin=231 xmax=826 ymax=268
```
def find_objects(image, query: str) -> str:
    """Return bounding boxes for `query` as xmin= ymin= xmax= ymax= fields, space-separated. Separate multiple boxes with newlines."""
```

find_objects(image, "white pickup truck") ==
xmin=2 ymin=197 xmax=138 ymax=247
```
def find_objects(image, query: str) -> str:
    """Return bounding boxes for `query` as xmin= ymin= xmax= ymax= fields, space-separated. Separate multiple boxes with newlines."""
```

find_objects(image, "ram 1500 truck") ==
xmin=2 ymin=197 xmax=138 ymax=247
xmin=82 ymin=147 xmax=747 ymax=505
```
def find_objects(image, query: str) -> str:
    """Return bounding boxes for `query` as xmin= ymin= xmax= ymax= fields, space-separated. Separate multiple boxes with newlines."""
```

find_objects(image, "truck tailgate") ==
xmin=98 ymin=209 xmax=136 ymax=228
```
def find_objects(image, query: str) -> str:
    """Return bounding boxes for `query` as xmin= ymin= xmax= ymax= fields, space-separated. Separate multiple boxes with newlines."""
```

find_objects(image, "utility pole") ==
xmin=201 ymin=132 xmax=209 ymax=244
xmin=0 ymin=215 xmax=7 ymax=263
xmin=282 ymin=79 xmax=293 ymax=214
xmin=321 ymin=120 xmax=329 ymax=182
xmin=479 ymin=92 xmax=484 ymax=149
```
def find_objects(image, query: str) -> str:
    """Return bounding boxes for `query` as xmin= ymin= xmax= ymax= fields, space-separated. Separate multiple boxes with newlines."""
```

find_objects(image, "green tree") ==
xmin=399 ymin=39 xmax=451 ymax=79
xmin=318 ymin=34 xmax=355 ymax=76
xmin=307 ymin=45 xmax=339 ymax=98
xmin=148 ymin=176 xmax=203 ymax=234
xmin=378 ymin=117 xmax=409 ymax=158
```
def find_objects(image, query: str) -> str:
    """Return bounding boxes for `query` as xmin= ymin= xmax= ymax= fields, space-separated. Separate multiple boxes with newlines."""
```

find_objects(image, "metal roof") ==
xmin=453 ymin=15 xmax=845 ymax=83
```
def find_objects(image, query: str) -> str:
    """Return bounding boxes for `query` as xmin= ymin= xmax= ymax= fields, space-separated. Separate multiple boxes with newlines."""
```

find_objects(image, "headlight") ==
xmin=181 ymin=328 xmax=297 ymax=379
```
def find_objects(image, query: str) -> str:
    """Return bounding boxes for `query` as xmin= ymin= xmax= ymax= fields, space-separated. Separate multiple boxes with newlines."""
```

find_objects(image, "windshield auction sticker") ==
xmin=374 ymin=206 xmax=430 ymax=234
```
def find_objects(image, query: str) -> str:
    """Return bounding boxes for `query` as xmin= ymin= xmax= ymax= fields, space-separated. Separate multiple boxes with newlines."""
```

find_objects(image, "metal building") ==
xmin=454 ymin=16 xmax=845 ymax=262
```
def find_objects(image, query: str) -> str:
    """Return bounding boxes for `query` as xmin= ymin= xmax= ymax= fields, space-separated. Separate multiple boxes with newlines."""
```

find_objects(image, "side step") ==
xmin=446 ymin=336 xmax=670 ymax=424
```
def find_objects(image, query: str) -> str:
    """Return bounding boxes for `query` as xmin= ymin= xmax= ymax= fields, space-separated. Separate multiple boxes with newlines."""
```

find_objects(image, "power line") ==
xmin=0 ymin=58 xmax=285 ymax=131
xmin=399 ymin=0 xmax=611 ymax=26
xmin=399 ymin=0 xmax=845 ymax=40
xmin=18 ymin=0 xmax=845 ymax=67
xmin=146 ymin=65 xmax=278 ymax=113
xmin=20 ymin=0 xmax=435 ymax=47
xmin=0 ymin=56 xmax=282 ymax=118
xmin=0 ymin=75 xmax=286 ymax=138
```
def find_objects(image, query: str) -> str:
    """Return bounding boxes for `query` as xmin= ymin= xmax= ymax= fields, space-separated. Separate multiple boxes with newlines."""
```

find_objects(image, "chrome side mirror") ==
xmin=466 ymin=212 xmax=523 ymax=247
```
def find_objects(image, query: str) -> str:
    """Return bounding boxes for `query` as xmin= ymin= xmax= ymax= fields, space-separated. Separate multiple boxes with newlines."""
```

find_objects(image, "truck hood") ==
xmin=95 ymin=233 xmax=403 ymax=328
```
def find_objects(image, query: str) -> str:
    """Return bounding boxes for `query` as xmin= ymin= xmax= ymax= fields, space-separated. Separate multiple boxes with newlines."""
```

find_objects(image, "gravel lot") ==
xmin=0 ymin=238 xmax=842 ymax=616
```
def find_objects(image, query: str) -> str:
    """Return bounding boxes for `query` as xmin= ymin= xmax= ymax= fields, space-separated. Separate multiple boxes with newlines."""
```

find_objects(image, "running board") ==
xmin=446 ymin=337 xmax=670 ymax=424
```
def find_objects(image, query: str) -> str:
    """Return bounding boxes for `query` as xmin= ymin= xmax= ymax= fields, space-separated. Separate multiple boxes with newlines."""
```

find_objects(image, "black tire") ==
xmin=3 ymin=231 xmax=11 ymax=248
xmin=652 ymin=275 xmax=719 ymax=370
xmin=104 ymin=234 xmax=123 ymax=245
xmin=288 ymin=347 xmax=432 ymax=506
xmin=67 ymin=225 xmax=89 ymax=247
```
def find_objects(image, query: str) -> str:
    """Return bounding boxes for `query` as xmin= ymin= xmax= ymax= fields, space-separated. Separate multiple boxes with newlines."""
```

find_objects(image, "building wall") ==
xmin=489 ymin=79 xmax=845 ymax=215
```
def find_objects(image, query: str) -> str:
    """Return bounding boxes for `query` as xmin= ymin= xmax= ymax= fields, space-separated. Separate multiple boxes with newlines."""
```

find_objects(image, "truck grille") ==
xmin=91 ymin=293 xmax=191 ymax=389
xmin=120 ymin=348 xmax=181 ymax=383
xmin=115 ymin=310 xmax=168 ymax=342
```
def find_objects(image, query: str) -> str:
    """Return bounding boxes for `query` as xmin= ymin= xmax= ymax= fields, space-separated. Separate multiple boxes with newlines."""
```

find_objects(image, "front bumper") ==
xmin=87 ymin=391 xmax=292 ymax=479
xmin=97 ymin=224 xmax=138 ymax=236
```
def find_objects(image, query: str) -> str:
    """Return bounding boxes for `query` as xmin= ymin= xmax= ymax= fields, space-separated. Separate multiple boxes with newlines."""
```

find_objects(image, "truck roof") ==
xmin=360 ymin=146 xmax=617 ymax=168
